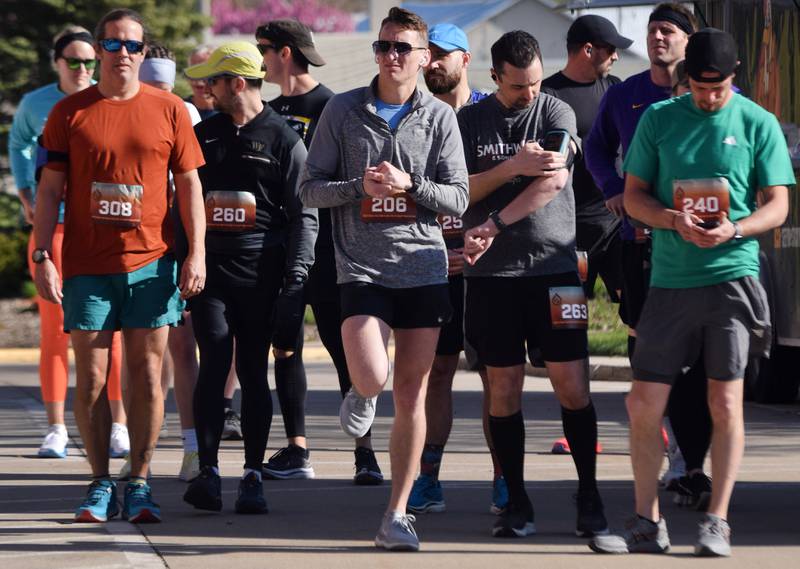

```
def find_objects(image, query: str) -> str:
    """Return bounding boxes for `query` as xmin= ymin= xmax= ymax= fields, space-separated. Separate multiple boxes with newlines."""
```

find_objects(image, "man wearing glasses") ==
xmin=300 ymin=7 xmax=468 ymax=551
xmin=34 ymin=8 xmax=206 ymax=524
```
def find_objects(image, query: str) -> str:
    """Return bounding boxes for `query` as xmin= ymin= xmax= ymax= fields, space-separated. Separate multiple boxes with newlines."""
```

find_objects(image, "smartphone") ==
xmin=542 ymin=129 xmax=571 ymax=156
xmin=697 ymin=220 xmax=721 ymax=229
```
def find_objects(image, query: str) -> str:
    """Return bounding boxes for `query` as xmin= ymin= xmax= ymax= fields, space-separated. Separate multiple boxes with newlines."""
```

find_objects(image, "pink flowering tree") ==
xmin=212 ymin=0 xmax=355 ymax=34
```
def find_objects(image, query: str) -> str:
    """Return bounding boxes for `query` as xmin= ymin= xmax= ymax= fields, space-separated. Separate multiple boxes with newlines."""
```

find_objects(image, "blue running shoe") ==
xmin=407 ymin=474 xmax=445 ymax=513
xmin=74 ymin=479 xmax=119 ymax=522
xmin=491 ymin=476 xmax=509 ymax=515
xmin=123 ymin=481 xmax=162 ymax=523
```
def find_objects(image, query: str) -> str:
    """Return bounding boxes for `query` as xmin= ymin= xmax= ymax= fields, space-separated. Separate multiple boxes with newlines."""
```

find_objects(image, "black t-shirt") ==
xmin=542 ymin=72 xmax=620 ymax=230
xmin=269 ymin=83 xmax=336 ymax=300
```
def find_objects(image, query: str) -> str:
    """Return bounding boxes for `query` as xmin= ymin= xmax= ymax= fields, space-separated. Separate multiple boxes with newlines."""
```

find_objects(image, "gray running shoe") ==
xmin=222 ymin=410 xmax=243 ymax=441
xmin=589 ymin=515 xmax=670 ymax=554
xmin=375 ymin=512 xmax=419 ymax=551
xmin=694 ymin=514 xmax=731 ymax=557
xmin=339 ymin=389 xmax=377 ymax=438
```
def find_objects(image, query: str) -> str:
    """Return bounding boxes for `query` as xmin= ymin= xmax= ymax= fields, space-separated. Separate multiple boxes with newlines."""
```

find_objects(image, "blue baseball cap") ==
xmin=429 ymin=23 xmax=469 ymax=52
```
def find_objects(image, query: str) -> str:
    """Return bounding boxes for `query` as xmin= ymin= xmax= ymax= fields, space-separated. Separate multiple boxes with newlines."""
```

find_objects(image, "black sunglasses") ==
xmin=100 ymin=38 xmax=145 ymax=54
xmin=64 ymin=57 xmax=97 ymax=70
xmin=205 ymin=74 xmax=237 ymax=86
xmin=256 ymin=43 xmax=279 ymax=55
xmin=372 ymin=40 xmax=427 ymax=56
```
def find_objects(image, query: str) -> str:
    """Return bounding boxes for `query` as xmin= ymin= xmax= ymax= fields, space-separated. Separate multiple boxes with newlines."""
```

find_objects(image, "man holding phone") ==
xmin=459 ymin=30 xmax=607 ymax=539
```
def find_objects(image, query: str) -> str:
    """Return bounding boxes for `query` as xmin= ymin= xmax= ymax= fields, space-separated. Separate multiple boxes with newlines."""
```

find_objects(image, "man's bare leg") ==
xmin=123 ymin=327 xmax=170 ymax=478
xmin=341 ymin=315 xmax=392 ymax=398
xmin=71 ymin=330 xmax=114 ymax=476
xmin=706 ymin=378 xmax=744 ymax=519
xmin=425 ymin=354 xmax=459 ymax=445
xmin=625 ymin=380 xmax=671 ymax=521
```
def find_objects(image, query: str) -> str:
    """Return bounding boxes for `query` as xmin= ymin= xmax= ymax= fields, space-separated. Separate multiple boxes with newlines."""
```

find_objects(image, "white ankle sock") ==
xmin=181 ymin=428 xmax=198 ymax=452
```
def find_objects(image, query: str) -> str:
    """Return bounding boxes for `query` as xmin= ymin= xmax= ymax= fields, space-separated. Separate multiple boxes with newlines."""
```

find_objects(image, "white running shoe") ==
xmin=179 ymin=451 xmax=200 ymax=482
xmin=38 ymin=424 xmax=68 ymax=458
xmin=339 ymin=388 xmax=377 ymax=438
xmin=109 ymin=423 xmax=130 ymax=458
xmin=660 ymin=419 xmax=686 ymax=491
xmin=375 ymin=512 xmax=419 ymax=551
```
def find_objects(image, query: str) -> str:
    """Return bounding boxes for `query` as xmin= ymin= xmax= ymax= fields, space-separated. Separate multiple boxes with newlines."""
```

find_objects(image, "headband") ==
xmin=649 ymin=7 xmax=694 ymax=36
xmin=139 ymin=58 xmax=177 ymax=88
xmin=53 ymin=32 xmax=94 ymax=61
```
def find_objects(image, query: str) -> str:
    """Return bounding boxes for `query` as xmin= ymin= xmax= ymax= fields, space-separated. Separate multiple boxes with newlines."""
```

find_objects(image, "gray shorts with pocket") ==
xmin=632 ymin=275 xmax=771 ymax=384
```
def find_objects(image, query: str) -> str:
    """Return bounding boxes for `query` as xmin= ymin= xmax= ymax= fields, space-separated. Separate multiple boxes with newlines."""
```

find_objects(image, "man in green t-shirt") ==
xmin=590 ymin=29 xmax=794 ymax=558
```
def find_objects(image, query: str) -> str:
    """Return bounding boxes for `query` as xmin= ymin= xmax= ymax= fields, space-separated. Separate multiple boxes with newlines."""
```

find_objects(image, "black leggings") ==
xmin=192 ymin=279 xmax=279 ymax=470
xmin=668 ymin=361 xmax=712 ymax=472
xmin=273 ymin=294 xmax=354 ymax=438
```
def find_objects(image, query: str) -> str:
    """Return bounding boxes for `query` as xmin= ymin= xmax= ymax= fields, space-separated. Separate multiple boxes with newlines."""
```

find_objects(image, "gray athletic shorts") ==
xmin=632 ymin=276 xmax=771 ymax=384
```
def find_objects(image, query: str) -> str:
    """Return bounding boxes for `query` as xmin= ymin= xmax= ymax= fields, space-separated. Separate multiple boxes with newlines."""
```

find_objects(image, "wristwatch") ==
xmin=732 ymin=222 xmax=744 ymax=240
xmin=489 ymin=210 xmax=508 ymax=232
xmin=31 ymin=248 xmax=51 ymax=264
xmin=407 ymin=172 xmax=423 ymax=194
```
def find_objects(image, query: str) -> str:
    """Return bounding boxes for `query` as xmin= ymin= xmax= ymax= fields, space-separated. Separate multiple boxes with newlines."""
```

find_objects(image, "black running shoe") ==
xmin=576 ymin=489 xmax=609 ymax=537
xmin=183 ymin=466 xmax=222 ymax=511
xmin=235 ymin=472 xmax=268 ymax=514
xmin=492 ymin=501 xmax=536 ymax=538
xmin=354 ymin=447 xmax=384 ymax=486
xmin=676 ymin=472 xmax=712 ymax=511
xmin=262 ymin=445 xmax=315 ymax=480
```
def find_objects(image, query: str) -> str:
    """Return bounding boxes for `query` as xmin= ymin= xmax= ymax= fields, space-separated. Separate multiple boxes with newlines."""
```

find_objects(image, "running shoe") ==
xmin=490 ymin=476 xmax=509 ymax=515
xmin=235 ymin=472 xmax=268 ymax=514
xmin=183 ymin=465 xmax=222 ymax=511
xmin=407 ymin=474 xmax=445 ymax=513
xmin=675 ymin=472 xmax=712 ymax=511
xmin=222 ymin=409 xmax=243 ymax=441
xmin=354 ymin=447 xmax=384 ymax=485
xmin=575 ymin=489 xmax=609 ymax=537
xmin=262 ymin=445 xmax=315 ymax=480
xmin=492 ymin=501 xmax=536 ymax=538
xmin=123 ymin=481 xmax=161 ymax=523
xmin=589 ymin=515 xmax=670 ymax=554
xmin=74 ymin=479 xmax=119 ymax=522
xmin=109 ymin=423 xmax=130 ymax=459
xmin=550 ymin=437 xmax=604 ymax=454
xmin=659 ymin=421 xmax=686 ymax=491
xmin=694 ymin=514 xmax=731 ymax=557
xmin=117 ymin=455 xmax=151 ymax=482
xmin=178 ymin=450 xmax=200 ymax=482
xmin=375 ymin=512 xmax=419 ymax=551
xmin=339 ymin=388 xmax=377 ymax=438
xmin=38 ymin=424 xmax=68 ymax=458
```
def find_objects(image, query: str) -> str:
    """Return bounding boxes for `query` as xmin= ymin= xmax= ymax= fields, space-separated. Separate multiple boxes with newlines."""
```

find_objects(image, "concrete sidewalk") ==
xmin=1 ymin=359 xmax=798 ymax=569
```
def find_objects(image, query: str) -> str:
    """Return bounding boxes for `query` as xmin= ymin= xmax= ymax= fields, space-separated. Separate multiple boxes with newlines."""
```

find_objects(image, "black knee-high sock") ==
xmin=627 ymin=335 xmax=636 ymax=366
xmin=274 ymin=353 xmax=308 ymax=439
xmin=489 ymin=411 xmax=529 ymax=508
xmin=668 ymin=361 xmax=711 ymax=472
xmin=561 ymin=402 xmax=598 ymax=493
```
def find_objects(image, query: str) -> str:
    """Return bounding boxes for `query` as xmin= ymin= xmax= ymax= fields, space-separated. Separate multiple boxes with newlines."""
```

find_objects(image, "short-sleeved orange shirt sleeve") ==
xmin=42 ymin=84 xmax=205 ymax=278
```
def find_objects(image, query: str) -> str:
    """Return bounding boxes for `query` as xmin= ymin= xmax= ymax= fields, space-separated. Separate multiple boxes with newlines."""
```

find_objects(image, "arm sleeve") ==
xmin=622 ymin=108 xmax=659 ymax=185
xmin=40 ymin=101 xmax=70 ymax=173
xmin=409 ymin=107 xmax=469 ymax=216
xmin=584 ymin=89 xmax=624 ymax=199
xmin=282 ymin=139 xmax=318 ymax=280
xmin=754 ymin=113 xmax=797 ymax=188
xmin=299 ymin=97 xmax=365 ymax=207
xmin=8 ymin=95 xmax=37 ymax=190
xmin=169 ymin=102 xmax=205 ymax=174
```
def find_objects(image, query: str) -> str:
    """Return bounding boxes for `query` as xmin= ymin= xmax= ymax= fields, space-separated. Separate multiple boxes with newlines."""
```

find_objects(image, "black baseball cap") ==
xmin=567 ymin=15 xmax=633 ymax=49
xmin=685 ymin=28 xmax=738 ymax=82
xmin=255 ymin=19 xmax=326 ymax=66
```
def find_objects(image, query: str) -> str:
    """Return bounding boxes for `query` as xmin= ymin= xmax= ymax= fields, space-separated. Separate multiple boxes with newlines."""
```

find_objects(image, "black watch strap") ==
xmin=489 ymin=210 xmax=508 ymax=232
xmin=31 ymin=248 xmax=51 ymax=264
xmin=408 ymin=173 xmax=423 ymax=194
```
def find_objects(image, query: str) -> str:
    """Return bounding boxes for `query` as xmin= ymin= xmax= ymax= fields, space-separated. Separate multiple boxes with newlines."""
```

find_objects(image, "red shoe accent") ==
xmin=661 ymin=427 xmax=669 ymax=449
xmin=550 ymin=439 xmax=604 ymax=454
xmin=74 ymin=509 xmax=105 ymax=523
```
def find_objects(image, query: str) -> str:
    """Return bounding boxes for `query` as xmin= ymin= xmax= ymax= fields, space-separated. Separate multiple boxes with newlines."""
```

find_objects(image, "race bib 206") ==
xmin=549 ymin=286 xmax=588 ymax=330
xmin=360 ymin=195 xmax=417 ymax=222
xmin=205 ymin=191 xmax=257 ymax=231
xmin=90 ymin=182 xmax=143 ymax=227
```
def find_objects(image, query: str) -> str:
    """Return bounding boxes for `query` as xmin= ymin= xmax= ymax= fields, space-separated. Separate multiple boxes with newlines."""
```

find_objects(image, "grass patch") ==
xmin=588 ymin=278 xmax=628 ymax=356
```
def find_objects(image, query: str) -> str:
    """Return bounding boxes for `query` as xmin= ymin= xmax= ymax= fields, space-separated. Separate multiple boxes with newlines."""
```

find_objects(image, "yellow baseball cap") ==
xmin=184 ymin=41 xmax=266 ymax=80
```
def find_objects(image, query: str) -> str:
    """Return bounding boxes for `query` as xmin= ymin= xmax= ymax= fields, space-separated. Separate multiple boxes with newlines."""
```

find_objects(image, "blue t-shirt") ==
xmin=375 ymin=99 xmax=412 ymax=131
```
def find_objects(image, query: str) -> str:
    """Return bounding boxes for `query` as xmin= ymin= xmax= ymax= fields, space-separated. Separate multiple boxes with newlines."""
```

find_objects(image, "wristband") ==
xmin=489 ymin=210 xmax=507 ymax=232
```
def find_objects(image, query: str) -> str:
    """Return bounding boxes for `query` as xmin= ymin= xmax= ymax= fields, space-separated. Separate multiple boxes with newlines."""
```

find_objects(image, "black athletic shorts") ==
xmin=436 ymin=274 xmax=464 ymax=355
xmin=619 ymin=239 xmax=652 ymax=329
xmin=465 ymin=272 xmax=589 ymax=367
xmin=340 ymin=282 xmax=452 ymax=329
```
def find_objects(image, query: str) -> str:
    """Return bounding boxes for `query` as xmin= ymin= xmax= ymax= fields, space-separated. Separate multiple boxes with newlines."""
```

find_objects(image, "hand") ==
xmin=271 ymin=280 xmax=305 ymax=353
xmin=178 ymin=251 xmax=205 ymax=300
xmin=20 ymin=200 xmax=34 ymax=225
xmin=680 ymin=213 xmax=737 ymax=248
xmin=363 ymin=167 xmax=405 ymax=199
xmin=34 ymin=259 xmax=63 ymax=304
xmin=447 ymin=247 xmax=464 ymax=276
xmin=372 ymin=161 xmax=413 ymax=191
xmin=463 ymin=222 xmax=498 ymax=265
xmin=512 ymin=142 xmax=564 ymax=178
xmin=605 ymin=194 xmax=626 ymax=217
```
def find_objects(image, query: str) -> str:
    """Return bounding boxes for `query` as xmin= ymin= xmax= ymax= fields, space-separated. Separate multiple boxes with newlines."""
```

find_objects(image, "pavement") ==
xmin=1 ymin=346 xmax=798 ymax=569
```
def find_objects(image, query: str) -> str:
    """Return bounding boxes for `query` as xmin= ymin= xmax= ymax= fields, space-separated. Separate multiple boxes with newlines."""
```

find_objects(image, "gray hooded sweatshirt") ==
xmin=299 ymin=77 xmax=469 ymax=289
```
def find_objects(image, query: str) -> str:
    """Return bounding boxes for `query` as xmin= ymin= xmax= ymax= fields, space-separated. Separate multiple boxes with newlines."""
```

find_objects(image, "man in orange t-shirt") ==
xmin=33 ymin=8 xmax=206 ymax=524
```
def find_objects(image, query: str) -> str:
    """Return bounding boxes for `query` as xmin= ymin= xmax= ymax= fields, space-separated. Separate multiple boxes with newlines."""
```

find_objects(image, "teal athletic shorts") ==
xmin=63 ymin=255 xmax=184 ymax=331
